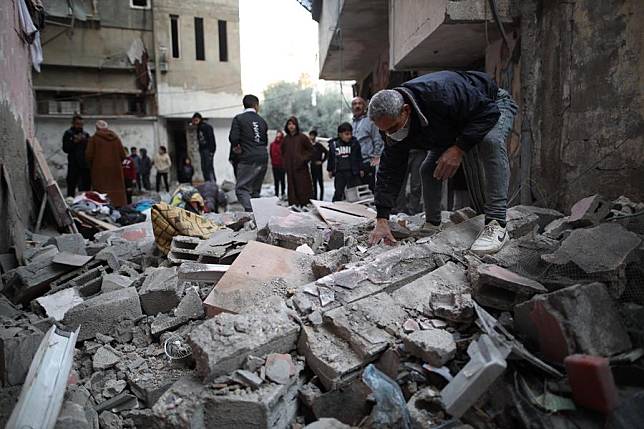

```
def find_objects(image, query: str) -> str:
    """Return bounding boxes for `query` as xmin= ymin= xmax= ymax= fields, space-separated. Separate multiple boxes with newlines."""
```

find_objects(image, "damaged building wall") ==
xmin=520 ymin=0 xmax=644 ymax=210
xmin=153 ymin=0 xmax=243 ymax=184
xmin=0 ymin=1 xmax=36 ymax=253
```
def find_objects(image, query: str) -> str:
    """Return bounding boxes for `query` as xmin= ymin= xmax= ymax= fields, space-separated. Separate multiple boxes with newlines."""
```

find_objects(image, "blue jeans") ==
xmin=421 ymin=89 xmax=518 ymax=224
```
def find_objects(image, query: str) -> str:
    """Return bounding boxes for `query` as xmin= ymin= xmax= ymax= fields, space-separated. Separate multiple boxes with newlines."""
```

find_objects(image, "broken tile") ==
xmin=403 ymin=329 xmax=456 ymax=367
xmin=568 ymin=194 xmax=611 ymax=227
xmin=33 ymin=287 xmax=84 ymax=321
xmin=177 ymin=262 xmax=228 ymax=282
xmin=203 ymin=241 xmax=314 ymax=316
xmin=265 ymin=353 xmax=296 ymax=384
xmin=472 ymin=264 xmax=547 ymax=310
xmin=101 ymin=273 xmax=134 ymax=293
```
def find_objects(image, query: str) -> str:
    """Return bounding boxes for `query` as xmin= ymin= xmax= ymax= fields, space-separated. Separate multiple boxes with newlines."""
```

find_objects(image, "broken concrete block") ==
xmin=327 ymin=229 xmax=345 ymax=250
xmin=33 ymin=286 xmax=84 ymax=321
xmin=311 ymin=247 xmax=355 ymax=279
xmin=407 ymin=387 xmax=442 ymax=429
xmin=568 ymin=194 xmax=611 ymax=227
xmin=402 ymin=329 xmax=456 ymax=367
xmin=514 ymin=283 xmax=632 ymax=362
xmin=440 ymin=334 xmax=508 ymax=418
xmin=127 ymin=356 xmax=191 ymax=408
xmin=544 ymin=216 xmax=571 ymax=238
xmin=152 ymin=375 xmax=206 ymax=428
xmin=235 ymin=369 xmax=264 ymax=389
xmin=0 ymin=295 xmax=20 ymax=319
xmin=174 ymin=287 xmax=204 ymax=319
xmin=189 ymin=303 xmax=299 ymax=381
xmin=205 ymin=211 xmax=253 ymax=231
xmin=392 ymin=262 xmax=472 ymax=322
xmin=98 ymin=410 xmax=122 ymax=429
xmin=0 ymin=321 xmax=44 ymax=385
xmin=511 ymin=205 xmax=564 ymax=231
xmin=316 ymin=243 xmax=436 ymax=306
xmin=297 ymin=326 xmax=363 ymax=390
xmin=265 ymin=353 xmax=296 ymax=384
xmin=63 ymin=287 xmax=143 ymax=341
xmin=177 ymin=262 xmax=228 ymax=282
xmin=93 ymin=345 xmax=121 ymax=370
xmin=14 ymin=250 xmax=72 ymax=303
xmin=203 ymin=364 xmax=304 ymax=429
xmin=55 ymin=401 xmax=93 ymax=429
xmin=323 ymin=293 xmax=407 ymax=359
xmin=304 ymin=418 xmax=352 ymax=429
xmin=150 ymin=314 xmax=190 ymax=337
xmin=299 ymin=381 xmax=372 ymax=426
xmin=541 ymin=223 xmax=641 ymax=297
xmin=52 ymin=251 xmax=93 ymax=267
xmin=449 ymin=207 xmax=477 ymax=224
xmin=138 ymin=267 xmax=183 ymax=315
xmin=505 ymin=206 xmax=539 ymax=239
xmin=46 ymin=233 xmax=87 ymax=255
xmin=101 ymin=273 xmax=134 ymax=293
xmin=472 ymin=264 xmax=547 ymax=310
xmin=203 ymin=241 xmax=314 ymax=316
xmin=258 ymin=212 xmax=327 ymax=250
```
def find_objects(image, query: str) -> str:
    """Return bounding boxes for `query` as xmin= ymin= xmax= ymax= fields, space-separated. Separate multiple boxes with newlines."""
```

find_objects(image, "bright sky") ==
xmin=239 ymin=0 xmax=319 ymax=96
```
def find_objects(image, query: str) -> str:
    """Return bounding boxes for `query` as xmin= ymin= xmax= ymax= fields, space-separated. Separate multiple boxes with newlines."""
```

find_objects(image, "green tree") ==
xmin=262 ymin=81 xmax=350 ymax=138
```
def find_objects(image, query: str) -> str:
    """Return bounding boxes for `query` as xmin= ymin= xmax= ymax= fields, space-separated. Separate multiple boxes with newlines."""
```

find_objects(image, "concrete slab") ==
xmin=251 ymin=197 xmax=291 ymax=230
xmin=419 ymin=215 xmax=485 ymax=254
xmin=402 ymin=329 xmax=456 ymax=367
xmin=138 ymin=267 xmax=182 ymax=315
xmin=473 ymin=264 xmax=547 ymax=310
xmin=203 ymin=241 xmax=314 ymax=316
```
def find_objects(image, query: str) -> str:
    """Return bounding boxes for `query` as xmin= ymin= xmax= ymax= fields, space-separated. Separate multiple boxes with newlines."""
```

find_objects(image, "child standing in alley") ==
xmin=327 ymin=122 xmax=363 ymax=202
xmin=154 ymin=146 xmax=172 ymax=192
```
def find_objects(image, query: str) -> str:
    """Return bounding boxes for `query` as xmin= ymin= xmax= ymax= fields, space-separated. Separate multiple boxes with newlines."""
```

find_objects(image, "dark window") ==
xmin=218 ymin=20 xmax=228 ymax=62
xmin=195 ymin=17 xmax=205 ymax=61
xmin=131 ymin=0 xmax=149 ymax=8
xmin=170 ymin=15 xmax=180 ymax=58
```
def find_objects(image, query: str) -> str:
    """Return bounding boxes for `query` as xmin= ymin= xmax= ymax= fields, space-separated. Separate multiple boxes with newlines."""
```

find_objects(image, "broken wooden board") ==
xmin=27 ymin=138 xmax=75 ymax=230
xmin=75 ymin=211 xmax=118 ymax=231
xmin=203 ymin=240 xmax=315 ymax=316
xmin=310 ymin=200 xmax=375 ymax=227
xmin=251 ymin=197 xmax=291 ymax=230
xmin=1 ymin=164 xmax=26 ymax=263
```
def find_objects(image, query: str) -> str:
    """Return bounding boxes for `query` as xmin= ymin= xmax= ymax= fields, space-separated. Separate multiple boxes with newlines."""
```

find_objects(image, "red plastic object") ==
xmin=564 ymin=354 xmax=618 ymax=413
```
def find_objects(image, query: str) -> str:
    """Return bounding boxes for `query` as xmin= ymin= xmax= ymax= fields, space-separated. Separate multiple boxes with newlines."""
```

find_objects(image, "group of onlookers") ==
xmin=63 ymin=115 xmax=173 ymax=207
xmin=61 ymin=93 xmax=389 ymax=212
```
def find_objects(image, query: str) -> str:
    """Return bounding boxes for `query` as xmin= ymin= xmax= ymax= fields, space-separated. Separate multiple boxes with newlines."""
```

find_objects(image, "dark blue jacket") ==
xmin=375 ymin=71 xmax=500 ymax=218
xmin=327 ymin=137 xmax=362 ymax=176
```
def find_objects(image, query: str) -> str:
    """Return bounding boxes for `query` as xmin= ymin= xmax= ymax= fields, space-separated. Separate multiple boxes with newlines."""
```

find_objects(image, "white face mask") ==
xmin=386 ymin=114 xmax=410 ymax=142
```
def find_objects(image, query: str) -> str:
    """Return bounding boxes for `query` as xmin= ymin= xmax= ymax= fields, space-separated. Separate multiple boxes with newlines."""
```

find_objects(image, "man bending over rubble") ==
xmin=368 ymin=71 xmax=517 ymax=255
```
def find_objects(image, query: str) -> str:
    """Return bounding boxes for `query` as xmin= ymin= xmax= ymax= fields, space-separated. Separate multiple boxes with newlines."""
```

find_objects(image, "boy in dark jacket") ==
xmin=309 ymin=129 xmax=329 ymax=200
xmin=327 ymin=122 xmax=363 ymax=202
xmin=178 ymin=157 xmax=195 ymax=184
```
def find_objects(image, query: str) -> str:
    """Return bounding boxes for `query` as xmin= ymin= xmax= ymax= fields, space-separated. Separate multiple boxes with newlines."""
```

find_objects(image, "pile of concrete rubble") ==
xmin=1 ymin=194 xmax=643 ymax=428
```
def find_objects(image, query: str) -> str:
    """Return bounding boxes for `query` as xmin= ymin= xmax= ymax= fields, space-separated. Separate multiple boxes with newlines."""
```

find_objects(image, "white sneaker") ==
xmin=470 ymin=220 xmax=509 ymax=255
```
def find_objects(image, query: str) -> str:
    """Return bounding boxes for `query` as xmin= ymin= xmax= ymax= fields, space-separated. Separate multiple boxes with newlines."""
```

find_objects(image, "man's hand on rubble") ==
xmin=434 ymin=146 xmax=464 ymax=180
xmin=369 ymin=218 xmax=397 ymax=246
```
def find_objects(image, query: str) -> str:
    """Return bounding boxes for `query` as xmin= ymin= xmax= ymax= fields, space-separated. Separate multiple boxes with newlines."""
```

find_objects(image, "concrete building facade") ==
xmin=0 ymin=0 xmax=38 ymax=257
xmin=310 ymin=0 xmax=644 ymax=211
xmin=34 ymin=0 xmax=242 ymax=188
